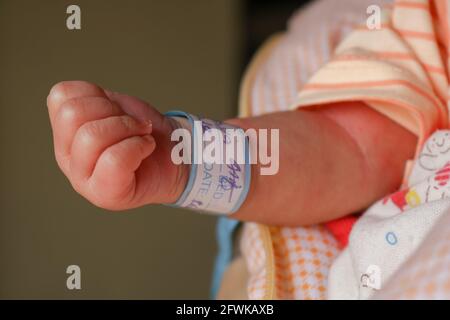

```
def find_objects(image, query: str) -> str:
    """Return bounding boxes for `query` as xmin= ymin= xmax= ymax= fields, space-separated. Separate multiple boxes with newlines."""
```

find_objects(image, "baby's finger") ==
xmin=70 ymin=115 xmax=152 ymax=182
xmin=105 ymin=90 xmax=160 ymax=123
xmin=47 ymin=81 xmax=107 ymax=123
xmin=88 ymin=135 xmax=156 ymax=209
xmin=53 ymin=96 xmax=123 ymax=173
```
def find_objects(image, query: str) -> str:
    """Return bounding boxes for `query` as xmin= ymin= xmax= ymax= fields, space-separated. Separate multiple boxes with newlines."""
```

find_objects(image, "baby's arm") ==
xmin=229 ymin=103 xmax=416 ymax=226
xmin=47 ymin=81 xmax=416 ymax=226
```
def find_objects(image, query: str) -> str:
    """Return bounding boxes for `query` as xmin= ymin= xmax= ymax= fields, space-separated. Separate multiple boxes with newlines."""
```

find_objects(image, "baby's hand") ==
xmin=47 ymin=81 xmax=187 ymax=210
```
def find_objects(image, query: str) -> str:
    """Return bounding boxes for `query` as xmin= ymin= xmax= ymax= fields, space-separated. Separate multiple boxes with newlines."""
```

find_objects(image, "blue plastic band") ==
xmin=165 ymin=111 xmax=251 ymax=215
xmin=165 ymin=111 xmax=198 ymax=207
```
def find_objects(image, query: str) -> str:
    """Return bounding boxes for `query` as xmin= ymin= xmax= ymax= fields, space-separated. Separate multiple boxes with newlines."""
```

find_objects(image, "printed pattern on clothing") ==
xmin=328 ymin=131 xmax=450 ymax=299
xmin=374 ymin=211 xmax=450 ymax=300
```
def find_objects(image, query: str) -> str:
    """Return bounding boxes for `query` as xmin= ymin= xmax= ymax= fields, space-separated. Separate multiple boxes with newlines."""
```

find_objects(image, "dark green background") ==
xmin=0 ymin=0 xmax=243 ymax=299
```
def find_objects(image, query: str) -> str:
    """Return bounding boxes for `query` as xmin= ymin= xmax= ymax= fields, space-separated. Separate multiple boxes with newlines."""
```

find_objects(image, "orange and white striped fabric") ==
xmin=237 ymin=0 xmax=450 ymax=300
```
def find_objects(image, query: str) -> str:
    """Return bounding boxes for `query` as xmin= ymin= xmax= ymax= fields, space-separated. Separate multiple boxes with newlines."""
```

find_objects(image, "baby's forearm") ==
xmin=47 ymin=82 xmax=416 ymax=223
xmin=220 ymin=102 xmax=417 ymax=226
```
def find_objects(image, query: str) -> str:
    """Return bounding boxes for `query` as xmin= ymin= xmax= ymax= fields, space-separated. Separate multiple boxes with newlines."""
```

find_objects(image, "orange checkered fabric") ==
xmin=241 ymin=224 xmax=340 ymax=300
xmin=270 ymin=226 xmax=340 ymax=299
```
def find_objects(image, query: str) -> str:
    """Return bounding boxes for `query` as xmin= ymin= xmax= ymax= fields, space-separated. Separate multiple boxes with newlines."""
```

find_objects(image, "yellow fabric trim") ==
xmin=259 ymin=224 xmax=276 ymax=300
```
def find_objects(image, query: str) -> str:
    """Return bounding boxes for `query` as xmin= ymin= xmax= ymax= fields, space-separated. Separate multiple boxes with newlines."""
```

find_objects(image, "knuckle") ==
xmin=48 ymin=81 xmax=103 ymax=104
xmin=77 ymin=121 xmax=102 ymax=146
xmin=49 ymin=81 xmax=67 ymax=97
xmin=58 ymin=96 xmax=116 ymax=125
xmin=102 ymin=148 xmax=127 ymax=171
xmin=58 ymin=99 xmax=83 ymax=124
xmin=47 ymin=82 xmax=67 ymax=106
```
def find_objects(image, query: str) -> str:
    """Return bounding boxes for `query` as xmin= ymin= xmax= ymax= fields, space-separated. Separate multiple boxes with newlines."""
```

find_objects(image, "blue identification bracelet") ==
xmin=166 ymin=111 xmax=251 ymax=215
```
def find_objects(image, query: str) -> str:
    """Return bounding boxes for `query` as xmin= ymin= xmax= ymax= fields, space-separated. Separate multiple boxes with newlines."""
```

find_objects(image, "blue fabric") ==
xmin=210 ymin=217 xmax=241 ymax=299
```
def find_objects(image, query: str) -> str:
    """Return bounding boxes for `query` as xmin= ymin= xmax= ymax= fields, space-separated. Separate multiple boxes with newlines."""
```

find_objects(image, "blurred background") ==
xmin=0 ymin=0 xmax=310 ymax=299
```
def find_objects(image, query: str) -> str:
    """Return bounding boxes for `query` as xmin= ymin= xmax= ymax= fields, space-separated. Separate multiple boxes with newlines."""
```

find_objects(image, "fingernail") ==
xmin=140 ymin=119 xmax=152 ymax=131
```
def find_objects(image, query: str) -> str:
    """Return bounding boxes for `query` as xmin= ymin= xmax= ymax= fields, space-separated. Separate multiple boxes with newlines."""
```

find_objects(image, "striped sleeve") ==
xmin=292 ymin=0 xmax=449 ymax=154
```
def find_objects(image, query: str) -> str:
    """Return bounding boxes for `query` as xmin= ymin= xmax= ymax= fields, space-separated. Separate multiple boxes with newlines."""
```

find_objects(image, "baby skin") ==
xmin=47 ymin=81 xmax=417 ymax=226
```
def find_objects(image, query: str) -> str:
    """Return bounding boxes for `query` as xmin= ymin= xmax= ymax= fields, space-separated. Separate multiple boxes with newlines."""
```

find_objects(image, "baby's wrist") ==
xmin=164 ymin=111 xmax=252 ymax=215
xmin=163 ymin=116 xmax=190 ymax=204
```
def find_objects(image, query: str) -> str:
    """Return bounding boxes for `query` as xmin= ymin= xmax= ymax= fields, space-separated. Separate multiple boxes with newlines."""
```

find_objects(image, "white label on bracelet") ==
xmin=167 ymin=111 xmax=251 ymax=215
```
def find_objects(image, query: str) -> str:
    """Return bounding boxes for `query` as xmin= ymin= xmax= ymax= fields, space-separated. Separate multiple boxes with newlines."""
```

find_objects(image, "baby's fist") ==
xmin=47 ymin=81 xmax=187 ymax=210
